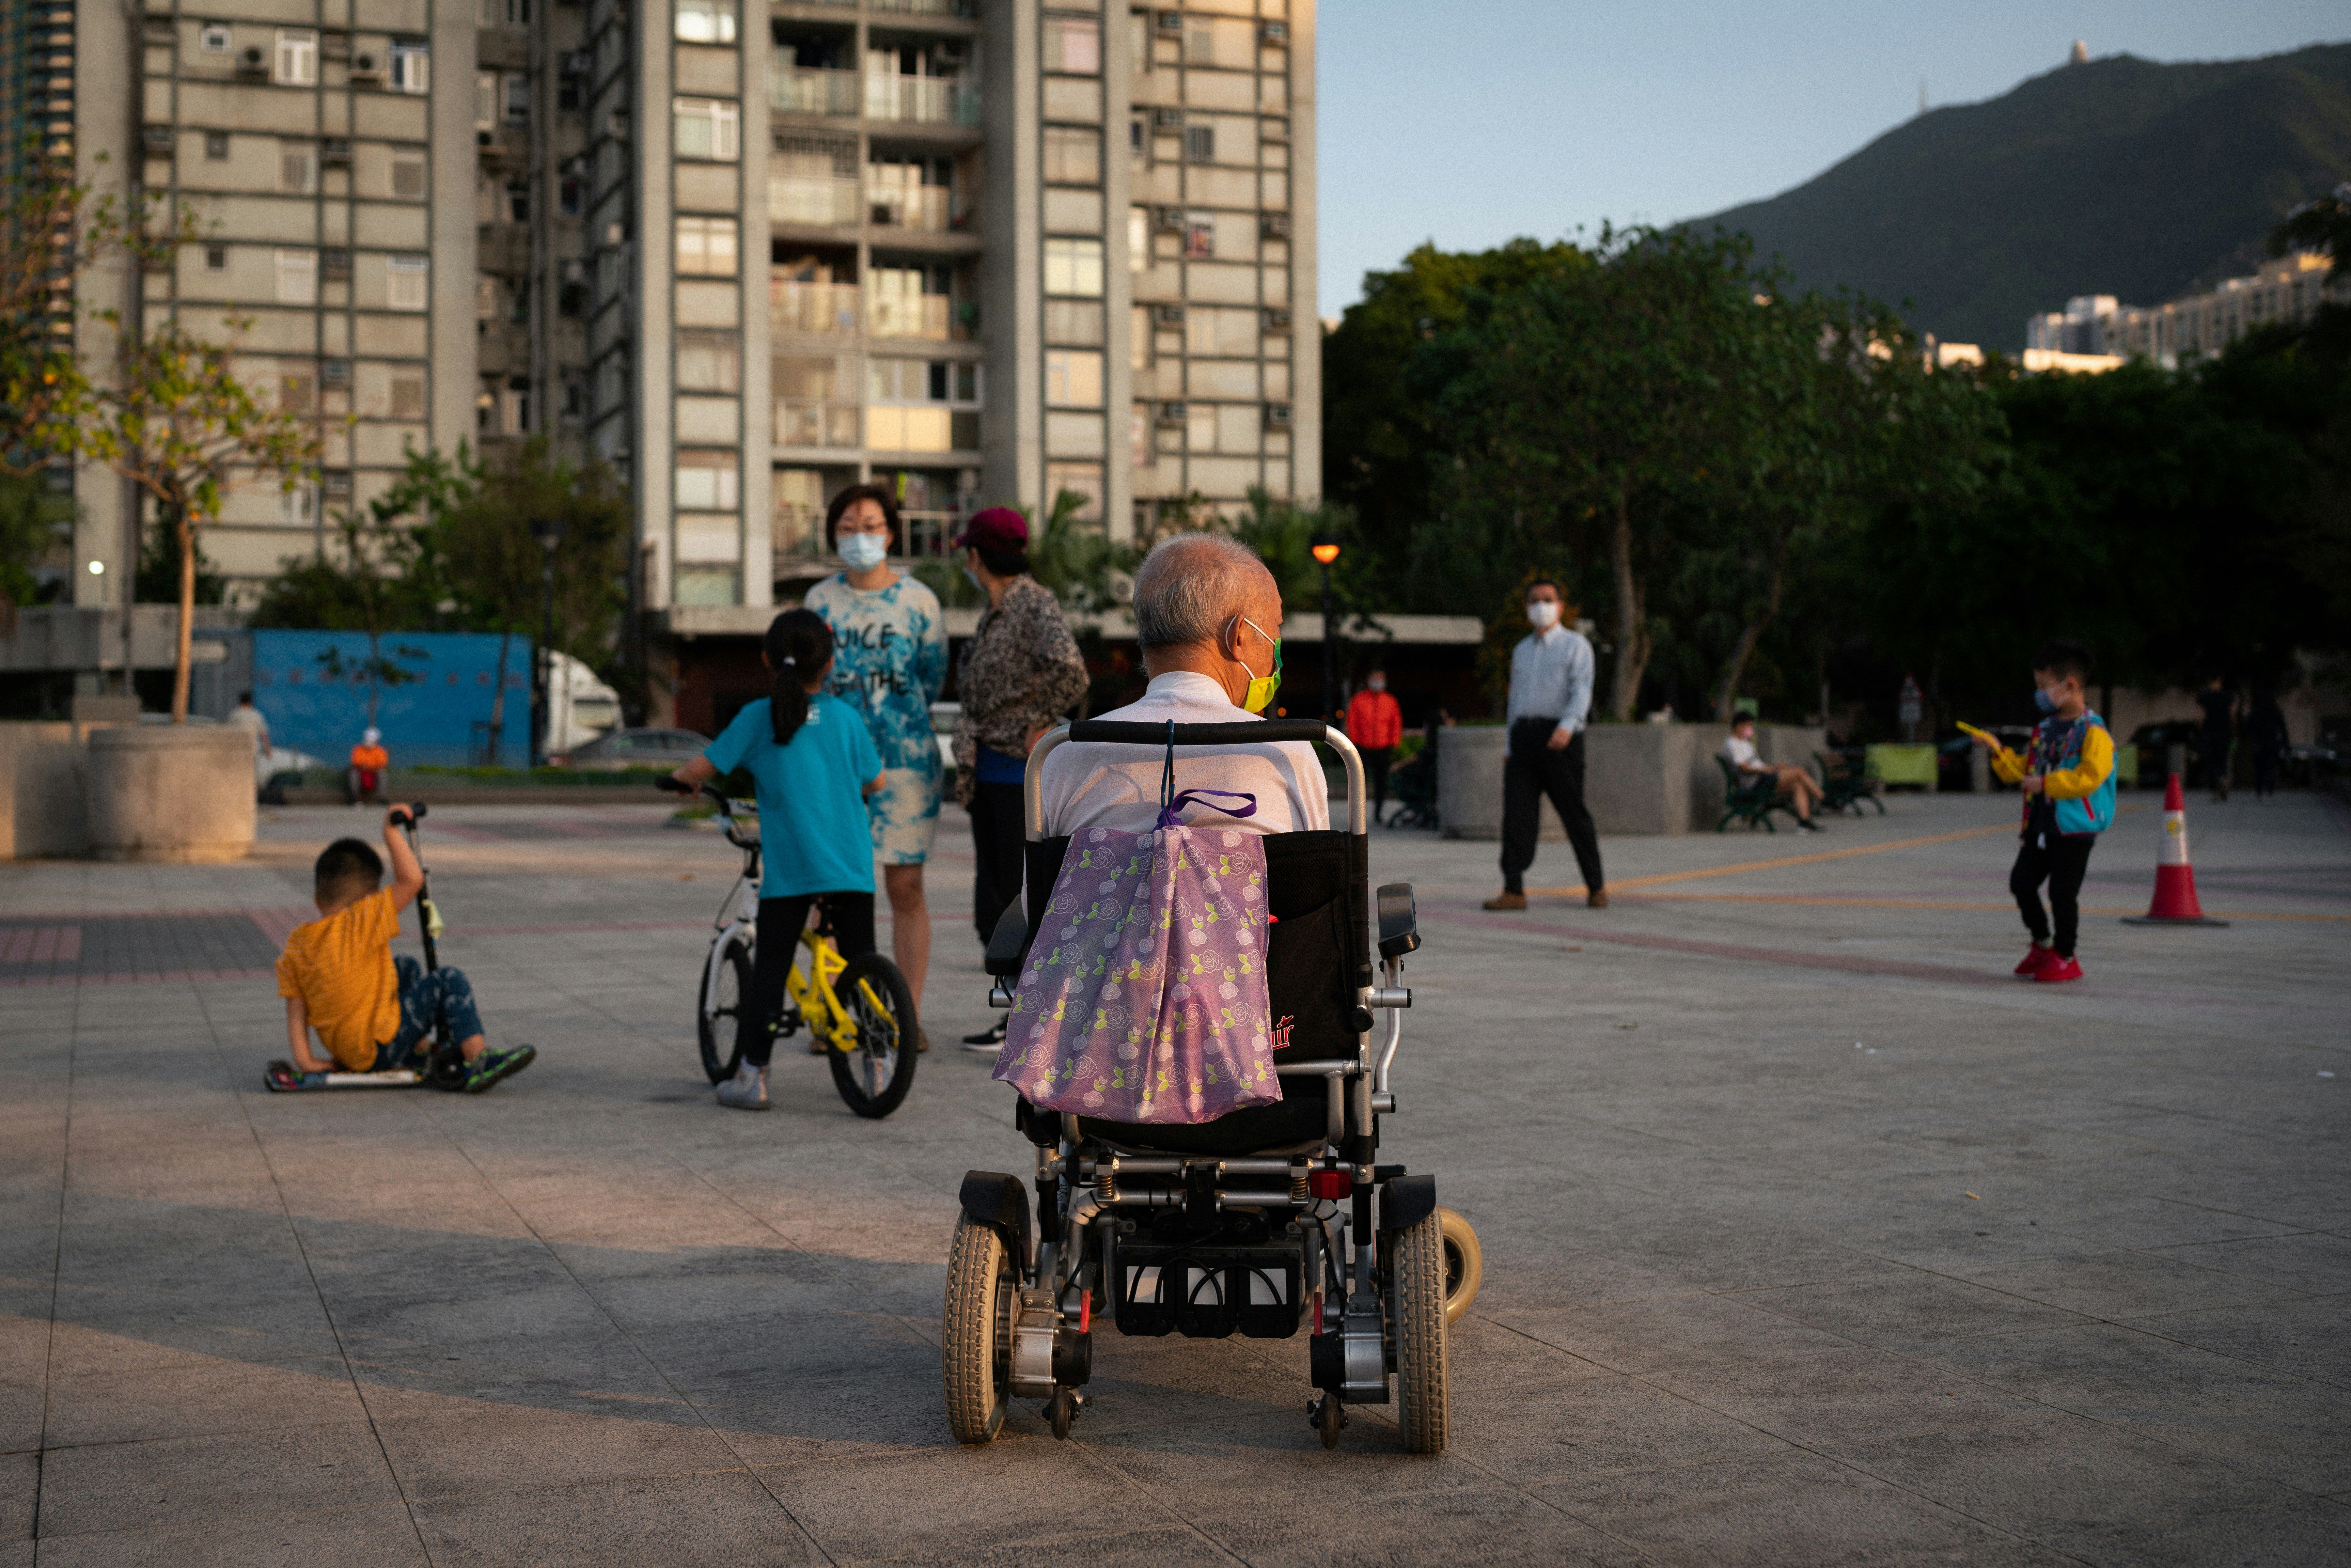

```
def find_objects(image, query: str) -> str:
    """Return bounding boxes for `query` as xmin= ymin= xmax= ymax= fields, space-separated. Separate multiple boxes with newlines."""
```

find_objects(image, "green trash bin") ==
xmin=1865 ymin=743 xmax=1939 ymax=790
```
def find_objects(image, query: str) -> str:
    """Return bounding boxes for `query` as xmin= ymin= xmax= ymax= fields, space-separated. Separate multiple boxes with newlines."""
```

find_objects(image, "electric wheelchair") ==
xmin=942 ymin=720 xmax=1477 ymax=1452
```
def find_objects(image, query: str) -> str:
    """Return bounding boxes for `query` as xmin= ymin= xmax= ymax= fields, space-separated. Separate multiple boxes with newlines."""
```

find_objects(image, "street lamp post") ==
xmin=530 ymin=517 xmax=564 ymax=765
xmin=1310 ymin=532 xmax=1341 ymax=722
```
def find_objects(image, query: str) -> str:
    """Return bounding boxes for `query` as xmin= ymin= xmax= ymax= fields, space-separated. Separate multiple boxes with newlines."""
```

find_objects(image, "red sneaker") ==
xmin=2035 ymin=955 xmax=2083 ymax=983
xmin=2013 ymin=945 xmax=2055 ymax=977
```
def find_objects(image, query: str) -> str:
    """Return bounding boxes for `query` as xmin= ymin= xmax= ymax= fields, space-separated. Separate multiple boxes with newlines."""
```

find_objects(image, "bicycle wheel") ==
xmin=697 ymin=927 xmax=754 ymax=1084
xmin=828 ymin=952 xmax=918 ymax=1118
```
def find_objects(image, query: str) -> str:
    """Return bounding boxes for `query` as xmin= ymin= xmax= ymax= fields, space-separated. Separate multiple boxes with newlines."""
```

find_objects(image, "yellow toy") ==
xmin=1956 ymin=721 xmax=2021 ymax=766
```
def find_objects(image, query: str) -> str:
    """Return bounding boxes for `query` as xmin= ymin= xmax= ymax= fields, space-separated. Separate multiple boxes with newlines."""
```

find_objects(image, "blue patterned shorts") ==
xmin=868 ymin=765 xmax=942 ymax=865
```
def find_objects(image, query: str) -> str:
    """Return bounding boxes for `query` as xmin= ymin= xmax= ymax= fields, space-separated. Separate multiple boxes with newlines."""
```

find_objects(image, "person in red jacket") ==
xmin=1345 ymin=669 xmax=1404 ymax=824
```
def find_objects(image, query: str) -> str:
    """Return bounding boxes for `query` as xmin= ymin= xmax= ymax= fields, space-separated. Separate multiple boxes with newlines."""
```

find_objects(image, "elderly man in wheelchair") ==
xmin=942 ymin=533 xmax=1479 ymax=1453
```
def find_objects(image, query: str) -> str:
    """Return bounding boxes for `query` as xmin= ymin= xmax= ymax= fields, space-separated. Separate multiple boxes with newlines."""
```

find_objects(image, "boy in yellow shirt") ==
xmin=1972 ymin=640 xmax=2117 ymax=985
xmin=276 ymin=807 xmax=535 ymax=1090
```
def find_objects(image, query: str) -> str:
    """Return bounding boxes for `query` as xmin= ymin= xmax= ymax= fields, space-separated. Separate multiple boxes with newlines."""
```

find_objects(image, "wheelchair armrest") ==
xmin=1376 ymin=881 xmax=1421 ymax=960
xmin=984 ymin=902 xmax=1029 ymax=977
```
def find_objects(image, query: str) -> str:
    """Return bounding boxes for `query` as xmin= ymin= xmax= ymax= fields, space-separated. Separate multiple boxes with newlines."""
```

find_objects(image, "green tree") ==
xmin=79 ymin=317 xmax=318 ymax=721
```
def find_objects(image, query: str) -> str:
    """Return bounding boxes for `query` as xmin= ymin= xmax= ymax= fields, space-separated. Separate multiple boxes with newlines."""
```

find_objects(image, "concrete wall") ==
xmin=0 ymin=723 xmax=100 ymax=860
xmin=85 ymin=726 xmax=255 ymax=863
xmin=1439 ymin=722 xmax=1831 ymax=838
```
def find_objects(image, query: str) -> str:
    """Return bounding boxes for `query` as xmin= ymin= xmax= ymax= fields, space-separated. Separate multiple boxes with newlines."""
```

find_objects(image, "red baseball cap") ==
xmin=955 ymin=506 xmax=1028 ymax=553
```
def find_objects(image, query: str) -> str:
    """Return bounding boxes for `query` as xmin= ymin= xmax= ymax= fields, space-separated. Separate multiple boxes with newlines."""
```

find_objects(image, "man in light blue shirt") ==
xmin=1485 ymin=580 xmax=1607 ymax=910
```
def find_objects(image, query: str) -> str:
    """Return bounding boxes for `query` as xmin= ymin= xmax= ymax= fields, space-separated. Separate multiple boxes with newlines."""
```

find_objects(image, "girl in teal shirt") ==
xmin=670 ymin=609 xmax=882 ymax=1109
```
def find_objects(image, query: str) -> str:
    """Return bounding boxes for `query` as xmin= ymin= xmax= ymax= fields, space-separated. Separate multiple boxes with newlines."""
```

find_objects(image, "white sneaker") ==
xmin=715 ymin=1061 xmax=769 ymax=1110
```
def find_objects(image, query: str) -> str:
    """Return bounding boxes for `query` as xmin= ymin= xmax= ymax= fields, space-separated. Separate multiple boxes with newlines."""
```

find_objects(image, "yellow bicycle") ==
xmin=680 ymin=782 xmax=918 ymax=1118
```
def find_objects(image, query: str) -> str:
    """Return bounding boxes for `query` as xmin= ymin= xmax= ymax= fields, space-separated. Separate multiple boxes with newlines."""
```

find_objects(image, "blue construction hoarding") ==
xmin=249 ymin=630 xmax=533 ymax=768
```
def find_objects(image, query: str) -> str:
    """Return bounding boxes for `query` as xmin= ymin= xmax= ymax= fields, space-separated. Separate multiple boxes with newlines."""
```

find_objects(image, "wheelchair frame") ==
xmin=944 ymin=719 xmax=1457 ymax=1452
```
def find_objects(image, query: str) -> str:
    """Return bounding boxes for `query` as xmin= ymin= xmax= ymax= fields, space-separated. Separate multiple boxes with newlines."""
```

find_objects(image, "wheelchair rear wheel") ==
xmin=1391 ymin=1209 xmax=1449 ymax=1454
xmin=1438 ymin=1206 xmax=1483 ymax=1326
xmin=942 ymin=1214 xmax=1013 ymax=1443
xmin=697 ymin=928 xmax=753 ymax=1084
xmin=829 ymin=953 xmax=918 ymax=1119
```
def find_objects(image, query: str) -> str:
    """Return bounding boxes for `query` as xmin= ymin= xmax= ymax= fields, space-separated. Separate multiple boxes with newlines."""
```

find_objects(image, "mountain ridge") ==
xmin=1697 ymin=43 xmax=2351 ymax=348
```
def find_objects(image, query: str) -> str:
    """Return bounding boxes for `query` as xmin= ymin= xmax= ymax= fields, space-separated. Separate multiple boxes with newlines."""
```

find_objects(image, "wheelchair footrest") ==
xmin=1112 ymin=1245 xmax=1302 ymax=1338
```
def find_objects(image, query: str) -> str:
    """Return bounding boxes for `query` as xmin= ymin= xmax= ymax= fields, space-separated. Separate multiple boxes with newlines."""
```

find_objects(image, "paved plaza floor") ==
xmin=2 ymin=785 xmax=2346 ymax=1565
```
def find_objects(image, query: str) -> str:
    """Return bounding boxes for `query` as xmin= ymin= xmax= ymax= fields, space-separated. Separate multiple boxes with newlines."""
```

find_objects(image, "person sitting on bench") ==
xmin=1723 ymin=714 xmax=1821 ymax=833
xmin=276 ymin=811 xmax=535 ymax=1091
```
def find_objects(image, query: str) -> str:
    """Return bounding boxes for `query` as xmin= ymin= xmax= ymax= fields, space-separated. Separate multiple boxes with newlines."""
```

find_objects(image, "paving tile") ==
xmin=1736 ymin=1269 xmax=2100 ymax=1350
xmin=29 ymin=1502 xmax=430 ymax=1567
xmin=2145 ymin=1230 xmax=2351 ymax=1296
xmin=1937 ymin=1248 xmax=2314 ymax=1320
xmin=35 ymin=1421 xmax=398 ymax=1538
xmin=43 ymin=1352 xmax=369 ymax=1447
xmin=2120 ymin=1295 xmax=2351 ymax=1390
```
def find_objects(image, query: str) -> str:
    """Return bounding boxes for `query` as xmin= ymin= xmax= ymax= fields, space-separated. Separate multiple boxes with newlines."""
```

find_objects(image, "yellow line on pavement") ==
xmin=1529 ymin=804 xmax=2151 ymax=896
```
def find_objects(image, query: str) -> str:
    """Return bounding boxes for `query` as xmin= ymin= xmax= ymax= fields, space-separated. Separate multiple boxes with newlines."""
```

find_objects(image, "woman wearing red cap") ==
xmin=950 ymin=506 xmax=1086 ymax=1049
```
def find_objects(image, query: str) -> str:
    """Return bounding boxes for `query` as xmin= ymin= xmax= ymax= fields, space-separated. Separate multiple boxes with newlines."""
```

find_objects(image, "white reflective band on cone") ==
xmin=2159 ymin=812 xmax=2189 ymax=866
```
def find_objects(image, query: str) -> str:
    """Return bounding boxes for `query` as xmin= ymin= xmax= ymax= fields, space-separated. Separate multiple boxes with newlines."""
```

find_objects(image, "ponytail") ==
xmin=764 ymin=608 xmax=834 ymax=747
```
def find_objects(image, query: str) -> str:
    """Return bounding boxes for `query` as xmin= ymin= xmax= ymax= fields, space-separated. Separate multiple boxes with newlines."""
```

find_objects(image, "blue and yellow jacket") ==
xmin=1991 ymin=710 xmax=2117 ymax=836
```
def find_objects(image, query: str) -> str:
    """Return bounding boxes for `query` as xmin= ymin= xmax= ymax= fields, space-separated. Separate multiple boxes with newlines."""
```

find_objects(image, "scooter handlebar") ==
xmin=387 ymin=802 xmax=427 ymax=828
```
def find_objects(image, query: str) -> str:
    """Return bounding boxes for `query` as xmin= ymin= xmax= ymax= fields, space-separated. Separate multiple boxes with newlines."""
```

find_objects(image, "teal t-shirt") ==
xmin=703 ymin=693 xmax=882 ymax=898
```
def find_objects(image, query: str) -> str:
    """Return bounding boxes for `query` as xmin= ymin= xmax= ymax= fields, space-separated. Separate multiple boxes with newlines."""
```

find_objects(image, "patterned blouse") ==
xmin=952 ymin=574 xmax=1087 ymax=804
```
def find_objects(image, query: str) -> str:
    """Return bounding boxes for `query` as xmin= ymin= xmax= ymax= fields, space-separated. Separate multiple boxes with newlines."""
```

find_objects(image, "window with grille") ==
xmin=674 ymin=98 xmax=740 ymax=160
xmin=275 ymin=250 xmax=318 ymax=304
xmin=675 ymin=0 xmax=737 ymax=45
xmin=280 ymin=373 xmax=315 ymax=414
xmin=1044 ymin=237 xmax=1103 ymax=298
xmin=280 ymin=142 xmax=316 ymax=193
xmin=675 ymin=216 xmax=739 ymax=276
xmin=1183 ymin=216 xmax=1213 ymax=261
xmin=204 ymin=245 xmax=228 ymax=271
xmin=391 ymin=155 xmax=426 ymax=198
xmin=1042 ymin=126 xmax=1099 ymax=185
xmin=1043 ymin=16 xmax=1100 ymax=74
xmin=1045 ymin=350 xmax=1102 ymax=408
xmin=205 ymin=132 xmax=229 ymax=160
xmin=677 ymin=331 xmax=742 ymax=393
xmin=1184 ymin=125 xmax=1214 ymax=163
xmin=389 ymin=41 xmax=429 ymax=94
xmin=275 ymin=29 xmax=317 ymax=84
xmin=390 ymin=374 xmax=427 ymax=420
xmin=387 ymin=255 xmax=429 ymax=311
xmin=198 ymin=24 xmax=230 ymax=53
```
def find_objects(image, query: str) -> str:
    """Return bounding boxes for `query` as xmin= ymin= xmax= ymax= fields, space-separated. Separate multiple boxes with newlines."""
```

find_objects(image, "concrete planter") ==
xmin=1439 ymin=721 xmax=1831 ymax=838
xmin=86 ymin=725 xmax=254 ymax=863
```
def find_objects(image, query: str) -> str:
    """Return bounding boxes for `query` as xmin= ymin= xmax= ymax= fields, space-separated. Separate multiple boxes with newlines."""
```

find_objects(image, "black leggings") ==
xmin=969 ymin=780 xmax=1026 ymax=944
xmin=2011 ymin=835 xmax=2094 ymax=959
xmin=1362 ymin=747 xmax=1393 ymax=814
xmin=740 ymin=893 xmax=876 ymax=1068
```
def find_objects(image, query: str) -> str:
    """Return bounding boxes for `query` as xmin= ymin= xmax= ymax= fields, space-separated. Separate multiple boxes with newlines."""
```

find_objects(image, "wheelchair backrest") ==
xmin=1019 ymin=828 xmax=1370 ymax=1066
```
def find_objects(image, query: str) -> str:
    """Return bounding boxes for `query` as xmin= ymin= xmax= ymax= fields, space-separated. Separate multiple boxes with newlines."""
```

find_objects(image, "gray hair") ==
xmin=1132 ymin=532 xmax=1273 ymax=650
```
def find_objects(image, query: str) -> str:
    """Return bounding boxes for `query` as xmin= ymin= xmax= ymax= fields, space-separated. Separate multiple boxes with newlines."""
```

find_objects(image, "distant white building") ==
xmin=2024 ymin=253 xmax=2342 ymax=368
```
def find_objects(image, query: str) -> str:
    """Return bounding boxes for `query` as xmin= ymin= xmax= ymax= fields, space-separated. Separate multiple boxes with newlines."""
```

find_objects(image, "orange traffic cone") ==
xmin=2122 ymin=773 xmax=2229 ymax=927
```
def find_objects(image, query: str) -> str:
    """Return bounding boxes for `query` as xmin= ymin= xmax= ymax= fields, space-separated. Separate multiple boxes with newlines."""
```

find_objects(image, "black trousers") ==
xmin=2011 ymin=833 xmax=2094 ymax=959
xmin=1362 ymin=747 xmax=1393 ymax=815
xmin=969 ymin=780 xmax=1027 ymax=945
xmin=741 ymin=892 xmax=875 ymax=1068
xmin=1500 ymin=720 xmax=1605 ymax=894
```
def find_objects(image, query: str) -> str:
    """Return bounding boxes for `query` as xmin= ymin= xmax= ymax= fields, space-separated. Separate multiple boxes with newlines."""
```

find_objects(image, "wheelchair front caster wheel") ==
xmin=1309 ymin=1394 xmax=1346 ymax=1449
xmin=1049 ymin=1386 xmax=1078 ymax=1440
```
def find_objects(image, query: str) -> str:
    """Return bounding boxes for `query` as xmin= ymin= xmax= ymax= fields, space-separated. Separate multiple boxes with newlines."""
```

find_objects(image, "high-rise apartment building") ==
xmin=581 ymin=0 xmax=1317 ymax=625
xmin=62 ymin=0 xmax=478 ymax=608
xmin=2024 ymin=252 xmax=2343 ymax=368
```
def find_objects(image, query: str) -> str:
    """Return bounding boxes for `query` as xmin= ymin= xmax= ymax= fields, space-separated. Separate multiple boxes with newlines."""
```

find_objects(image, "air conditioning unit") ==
xmin=237 ymin=45 xmax=266 ymax=74
xmin=1264 ymin=402 xmax=1292 ymax=428
xmin=320 ymin=359 xmax=351 ymax=389
xmin=1157 ymin=401 xmax=1188 ymax=424
xmin=1259 ymin=212 xmax=1291 ymax=240
xmin=1152 ymin=304 xmax=1186 ymax=327
xmin=322 ymin=470 xmax=354 ymax=497
xmin=1151 ymin=206 xmax=1184 ymax=232
xmin=319 ymin=137 xmax=352 ymax=166
xmin=1262 ymin=307 xmax=1292 ymax=331
xmin=1260 ymin=20 xmax=1289 ymax=45
xmin=141 ymin=124 xmax=172 ymax=154
xmin=1155 ymin=11 xmax=1182 ymax=33
xmin=348 ymin=52 xmax=381 ymax=82
xmin=1151 ymin=107 xmax=1184 ymax=131
xmin=322 ymin=248 xmax=351 ymax=278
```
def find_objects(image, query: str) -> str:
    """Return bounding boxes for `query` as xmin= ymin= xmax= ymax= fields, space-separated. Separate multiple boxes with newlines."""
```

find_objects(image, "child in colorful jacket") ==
xmin=1975 ymin=640 xmax=2116 ymax=984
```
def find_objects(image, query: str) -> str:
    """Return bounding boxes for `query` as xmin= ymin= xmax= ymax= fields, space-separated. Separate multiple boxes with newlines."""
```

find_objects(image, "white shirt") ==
xmin=1038 ymin=671 xmax=1331 ymax=836
xmin=1505 ymin=625 xmax=1595 ymax=738
xmin=1722 ymin=733 xmax=1764 ymax=772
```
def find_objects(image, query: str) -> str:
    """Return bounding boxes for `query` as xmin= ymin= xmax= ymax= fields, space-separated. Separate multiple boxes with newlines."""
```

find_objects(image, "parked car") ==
xmin=549 ymin=726 xmax=710 ymax=770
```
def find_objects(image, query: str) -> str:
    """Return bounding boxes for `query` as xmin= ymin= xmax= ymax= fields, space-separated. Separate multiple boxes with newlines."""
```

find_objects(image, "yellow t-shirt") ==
xmin=276 ymin=888 xmax=401 ymax=1070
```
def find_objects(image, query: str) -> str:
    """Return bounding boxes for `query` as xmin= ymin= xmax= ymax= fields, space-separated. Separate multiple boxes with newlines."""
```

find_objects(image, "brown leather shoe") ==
xmin=1587 ymin=889 xmax=1609 ymax=909
xmin=1482 ymin=891 xmax=1527 ymax=911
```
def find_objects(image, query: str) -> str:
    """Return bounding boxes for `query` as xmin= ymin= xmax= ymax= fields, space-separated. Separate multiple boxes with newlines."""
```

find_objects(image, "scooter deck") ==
xmin=264 ymin=1059 xmax=423 ymax=1092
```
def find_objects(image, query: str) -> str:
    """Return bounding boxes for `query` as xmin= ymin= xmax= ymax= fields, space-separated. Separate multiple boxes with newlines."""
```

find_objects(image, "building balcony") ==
xmin=865 ymin=74 xmax=978 ymax=127
xmin=771 ymin=277 xmax=860 ymax=335
xmin=478 ymin=223 xmax=530 ymax=274
xmin=869 ymin=0 xmax=977 ymax=16
xmin=769 ymin=174 xmax=863 ymax=228
xmin=775 ymin=400 xmax=861 ymax=449
xmin=865 ymin=289 xmax=960 ymax=341
xmin=771 ymin=65 xmax=859 ymax=117
xmin=866 ymin=182 xmax=954 ymax=233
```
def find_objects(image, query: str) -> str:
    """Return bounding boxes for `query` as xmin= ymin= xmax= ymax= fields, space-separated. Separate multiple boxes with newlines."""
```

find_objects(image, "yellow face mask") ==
xmin=1234 ymin=616 xmax=1282 ymax=714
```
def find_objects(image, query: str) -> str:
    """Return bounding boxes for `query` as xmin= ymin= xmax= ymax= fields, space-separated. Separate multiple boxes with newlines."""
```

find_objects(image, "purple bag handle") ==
xmin=1156 ymin=719 xmax=1257 ymax=827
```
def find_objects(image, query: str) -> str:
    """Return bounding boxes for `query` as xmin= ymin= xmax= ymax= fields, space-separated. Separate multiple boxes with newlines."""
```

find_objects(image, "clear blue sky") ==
xmin=1316 ymin=0 xmax=2349 ymax=312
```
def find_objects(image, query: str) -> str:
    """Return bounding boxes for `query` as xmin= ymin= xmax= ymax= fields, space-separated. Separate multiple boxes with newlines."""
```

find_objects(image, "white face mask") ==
xmin=838 ymin=532 xmax=888 ymax=573
xmin=1367 ymin=677 xmax=1386 ymax=692
xmin=1526 ymin=600 xmax=1561 ymax=630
